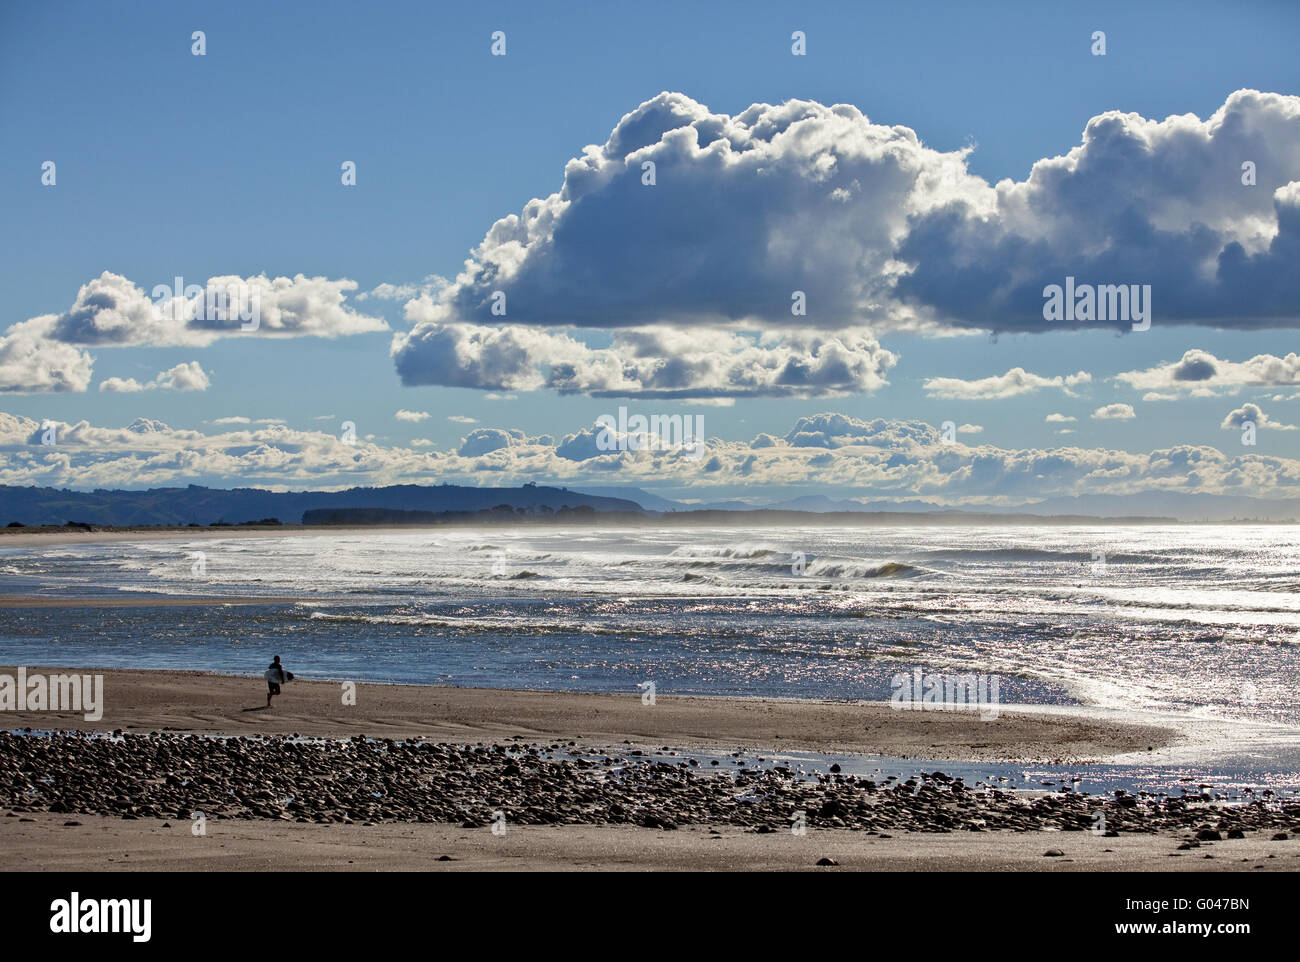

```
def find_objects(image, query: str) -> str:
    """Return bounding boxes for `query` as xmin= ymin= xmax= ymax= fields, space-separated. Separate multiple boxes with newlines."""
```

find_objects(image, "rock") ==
xmin=1043 ymin=849 xmax=1065 ymax=857
xmin=1272 ymin=832 xmax=1289 ymax=841
xmin=0 ymin=729 xmax=1284 ymax=841
xmin=815 ymin=857 xmax=839 ymax=866
xmin=1196 ymin=829 xmax=1222 ymax=841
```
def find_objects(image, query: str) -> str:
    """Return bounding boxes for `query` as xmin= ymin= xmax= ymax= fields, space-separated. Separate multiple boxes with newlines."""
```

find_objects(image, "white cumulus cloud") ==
xmin=101 ymin=361 xmax=211 ymax=393
xmin=1116 ymin=350 xmax=1300 ymax=395
xmin=1092 ymin=403 xmax=1137 ymax=420
xmin=924 ymin=368 xmax=1091 ymax=400
xmin=1221 ymin=402 xmax=1296 ymax=431
xmin=393 ymin=323 xmax=896 ymax=399
xmin=2 ymin=410 xmax=1296 ymax=505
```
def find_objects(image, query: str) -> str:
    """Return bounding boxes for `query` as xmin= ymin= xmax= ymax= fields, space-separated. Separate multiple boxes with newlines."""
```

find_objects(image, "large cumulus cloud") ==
xmin=898 ymin=90 xmax=1300 ymax=331
xmin=401 ymin=93 xmax=979 ymax=332
xmin=396 ymin=88 xmax=1300 ymax=372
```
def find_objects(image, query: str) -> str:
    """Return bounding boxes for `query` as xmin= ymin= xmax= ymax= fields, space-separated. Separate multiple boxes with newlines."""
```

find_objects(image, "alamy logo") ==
xmin=890 ymin=669 xmax=1000 ymax=720
xmin=151 ymin=276 xmax=261 ymax=330
xmin=50 ymin=893 xmax=151 ymax=942
xmin=1043 ymin=276 xmax=1150 ymax=331
xmin=0 ymin=667 xmax=103 ymax=721
xmin=595 ymin=406 xmax=705 ymax=460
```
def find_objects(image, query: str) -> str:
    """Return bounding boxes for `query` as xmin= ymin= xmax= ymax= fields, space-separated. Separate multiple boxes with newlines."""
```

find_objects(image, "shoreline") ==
xmin=0 ymin=666 xmax=1174 ymax=763
xmin=0 ymin=525 xmax=447 ymax=548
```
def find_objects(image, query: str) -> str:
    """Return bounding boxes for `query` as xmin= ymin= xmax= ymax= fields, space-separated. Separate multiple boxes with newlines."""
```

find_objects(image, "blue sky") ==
xmin=1 ymin=0 xmax=1297 ymax=503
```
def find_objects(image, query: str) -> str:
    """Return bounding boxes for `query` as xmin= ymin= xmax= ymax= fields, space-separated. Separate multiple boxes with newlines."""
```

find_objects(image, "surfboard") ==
xmin=264 ymin=668 xmax=294 ymax=684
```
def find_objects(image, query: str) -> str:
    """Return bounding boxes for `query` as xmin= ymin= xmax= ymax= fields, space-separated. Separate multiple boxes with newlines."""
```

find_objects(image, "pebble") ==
xmin=0 ymin=731 xmax=1296 ymax=838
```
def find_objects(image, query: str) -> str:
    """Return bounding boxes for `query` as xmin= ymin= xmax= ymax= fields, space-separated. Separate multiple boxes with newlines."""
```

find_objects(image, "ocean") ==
xmin=1 ymin=523 xmax=1298 ymax=791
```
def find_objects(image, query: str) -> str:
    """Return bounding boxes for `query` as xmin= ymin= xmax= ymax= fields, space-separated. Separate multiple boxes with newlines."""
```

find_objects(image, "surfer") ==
xmin=265 ymin=655 xmax=293 ymax=707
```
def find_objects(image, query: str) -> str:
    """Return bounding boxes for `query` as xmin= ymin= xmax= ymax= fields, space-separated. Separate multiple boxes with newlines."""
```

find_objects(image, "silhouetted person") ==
xmin=265 ymin=655 xmax=293 ymax=707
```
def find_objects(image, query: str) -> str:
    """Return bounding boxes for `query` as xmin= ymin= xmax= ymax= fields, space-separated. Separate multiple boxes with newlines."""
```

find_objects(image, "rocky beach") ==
xmin=3 ymin=729 xmax=1299 ymax=839
xmin=1 ymin=668 xmax=1297 ymax=870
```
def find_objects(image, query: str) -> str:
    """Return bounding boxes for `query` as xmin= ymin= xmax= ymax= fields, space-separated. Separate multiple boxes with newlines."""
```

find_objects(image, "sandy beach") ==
xmin=0 ymin=590 xmax=1290 ymax=876
xmin=6 ymin=666 xmax=1288 ymax=873
xmin=5 ymin=812 xmax=1297 ymax=872
xmin=0 ymin=666 xmax=1173 ymax=762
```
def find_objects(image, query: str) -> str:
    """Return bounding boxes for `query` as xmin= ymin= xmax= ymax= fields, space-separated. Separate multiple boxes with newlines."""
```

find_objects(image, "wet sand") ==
xmin=0 ymin=594 xmax=322 ymax=608
xmin=0 ymin=525 xmax=392 ymax=548
xmin=0 ymin=666 xmax=1175 ymax=763
xmin=3 ymin=813 xmax=1295 ymax=872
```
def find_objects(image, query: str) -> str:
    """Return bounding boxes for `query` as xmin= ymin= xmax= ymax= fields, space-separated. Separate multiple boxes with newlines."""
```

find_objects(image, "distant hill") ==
xmin=0 ymin=483 xmax=643 ymax=527
xmin=302 ymin=505 xmax=648 ymax=525
xmin=759 ymin=492 xmax=1299 ymax=521
xmin=570 ymin=486 xmax=690 ymax=512
xmin=627 ymin=509 xmax=1179 ymax=527
xmin=754 ymin=493 xmax=1300 ymax=521
xmin=2 ymin=482 xmax=1294 ymax=528
xmin=763 ymin=494 xmax=949 ymax=513
xmin=571 ymin=486 xmax=752 ymax=512
xmin=573 ymin=486 xmax=1300 ymax=523
xmin=1012 ymin=492 xmax=1300 ymax=523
